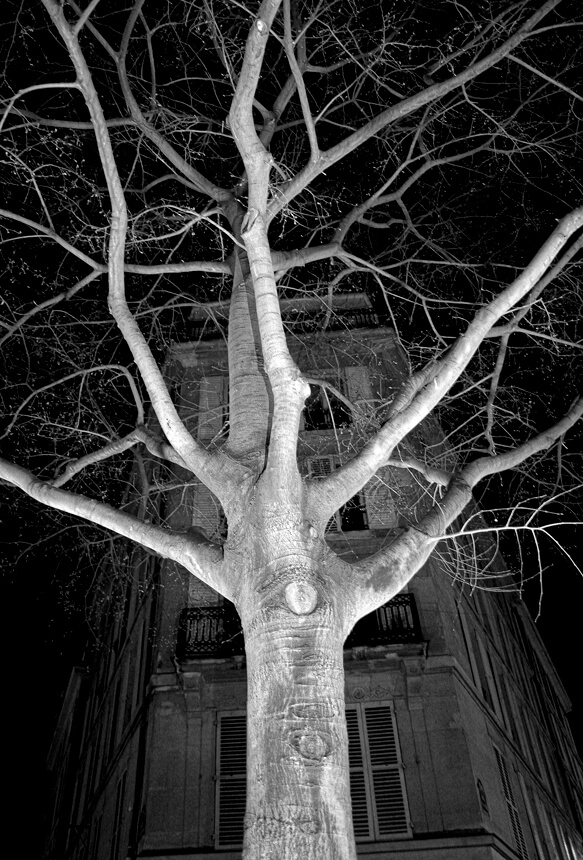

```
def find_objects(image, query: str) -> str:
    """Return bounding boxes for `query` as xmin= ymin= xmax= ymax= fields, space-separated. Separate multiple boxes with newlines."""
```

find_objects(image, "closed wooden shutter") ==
xmin=363 ymin=467 xmax=397 ymax=529
xmin=347 ymin=703 xmax=411 ymax=840
xmin=216 ymin=704 xmax=410 ymax=848
xmin=215 ymin=713 xmax=247 ymax=849
xmin=364 ymin=705 xmax=410 ymax=837
xmin=198 ymin=376 xmax=227 ymax=441
xmin=346 ymin=707 xmax=375 ymax=839
xmin=494 ymin=747 xmax=529 ymax=860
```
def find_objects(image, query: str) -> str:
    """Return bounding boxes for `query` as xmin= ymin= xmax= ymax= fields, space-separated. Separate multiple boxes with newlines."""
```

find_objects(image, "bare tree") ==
xmin=1 ymin=1 xmax=582 ymax=857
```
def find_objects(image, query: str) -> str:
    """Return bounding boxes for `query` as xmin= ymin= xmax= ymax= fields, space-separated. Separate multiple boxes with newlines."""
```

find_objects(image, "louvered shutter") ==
xmin=198 ymin=376 xmax=226 ymax=441
xmin=364 ymin=705 xmax=410 ymax=837
xmin=346 ymin=703 xmax=410 ymax=841
xmin=364 ymin=467 xmax=397 ymax=528
xmin=346 ymin=708 xmax=375 ymax=839
xmin=215 ymin=713 xmax=247 ymax=849
xmin=216 ymin=705 xmax=409 ymax=848
xmin=307 ymin=456 xmax=341 ymax=532
xmin=494 ymin=747 xmax=529 ymax=860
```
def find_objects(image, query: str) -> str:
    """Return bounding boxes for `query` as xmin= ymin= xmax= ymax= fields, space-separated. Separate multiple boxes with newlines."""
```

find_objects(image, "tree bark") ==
xmin=239 ymin=573 xmax=356 ymax=860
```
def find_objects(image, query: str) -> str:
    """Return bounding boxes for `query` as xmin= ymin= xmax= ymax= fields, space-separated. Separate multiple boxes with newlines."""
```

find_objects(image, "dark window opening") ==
xmin=303 ymin=383 xmax=351 ymax=431
xmin=339 ymin=494 xmax=368 ymax=531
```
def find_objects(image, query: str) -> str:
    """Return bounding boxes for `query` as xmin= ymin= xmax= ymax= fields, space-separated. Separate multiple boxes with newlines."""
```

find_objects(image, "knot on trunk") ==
xmin=291 ymin=729 xmax=331 ymax=763
xmin=284 ymin=581 xmax=317 ymax=615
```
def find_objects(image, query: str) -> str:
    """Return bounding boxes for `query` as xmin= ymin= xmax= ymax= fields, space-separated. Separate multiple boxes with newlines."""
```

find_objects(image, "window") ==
xmin=476 ymin=779 xmax=490 ymax=817
xmin=109 ymin=772 xmax=127 ymax=860
xmin=497 ymin=673 xmax=520 ymax=745
xmin=455 ymin=604 xmax=478 ymax=684
xmin=303 ymin=375 xmax=351 ymax=431
xmin=307 ymin=456 xmax=368 ymax=531
xmin=214 ymin=702 xmax=410 ymax=849
xmin=215 ymin=712 xmax=247 ymax=849
xmin=302 ymin=366 xmax=375 ymax=432
xmin=520 ymin=775 xmax=549 ymax=860
xmin=347 ymin=702 xmax=410 ymax=840
xmin=471 ymin=630 xmax=494 ymax=709
xmin=494 ymin=747 xmax=529 ymax=860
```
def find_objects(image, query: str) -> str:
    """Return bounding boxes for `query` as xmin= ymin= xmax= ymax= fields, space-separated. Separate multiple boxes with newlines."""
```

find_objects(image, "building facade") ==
xmin=44 ymin=297 xmax=583 ymax=860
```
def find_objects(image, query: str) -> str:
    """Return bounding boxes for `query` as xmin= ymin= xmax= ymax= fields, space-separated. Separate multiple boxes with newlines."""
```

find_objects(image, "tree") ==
xmin=1 ymin=1 xmax=582 ymax=857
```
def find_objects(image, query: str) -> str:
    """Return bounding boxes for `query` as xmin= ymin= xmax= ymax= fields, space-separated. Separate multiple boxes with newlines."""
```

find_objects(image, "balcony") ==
xmin=187 ymin=307 xmax=388 ymax=341
xmin=344 ymin=593 xmax=423 ymax=648
xmin=176 ymin=593 xmax=422 ymax=660
xmin=176 ymin=602 xmax=245 ymax=659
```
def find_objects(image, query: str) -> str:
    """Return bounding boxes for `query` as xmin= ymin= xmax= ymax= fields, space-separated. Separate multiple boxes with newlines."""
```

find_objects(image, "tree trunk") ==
xmin=238 ymin=567 xmax=356 ymax=860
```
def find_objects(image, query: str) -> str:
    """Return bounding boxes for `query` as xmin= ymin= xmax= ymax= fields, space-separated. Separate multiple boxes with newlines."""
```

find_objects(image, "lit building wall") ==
xmin=44 ymin=299 xmax=583 ymax=860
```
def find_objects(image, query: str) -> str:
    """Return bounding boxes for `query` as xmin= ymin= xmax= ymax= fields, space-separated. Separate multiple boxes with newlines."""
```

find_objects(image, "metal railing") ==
xmin=345 ymin=593 xmax=423 ymax=648
xmin=187 ymin=308 xmax=387 ymax=341
xmin=176 ymin=602 xmax=245 ymax=659
xmin=176 ymin=593 xmax=422 ymax=660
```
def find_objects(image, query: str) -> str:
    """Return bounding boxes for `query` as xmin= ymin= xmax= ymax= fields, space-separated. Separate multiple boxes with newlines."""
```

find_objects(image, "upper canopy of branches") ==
xmin=0 ymin=0 xmax=582 ymax=568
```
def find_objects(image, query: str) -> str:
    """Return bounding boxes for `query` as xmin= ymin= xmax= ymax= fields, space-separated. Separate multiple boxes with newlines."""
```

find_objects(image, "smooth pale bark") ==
xmin=242 ymin=613 xmax=354 ymax=859
xmin=230 ymin=486 xmax=358 ymax=859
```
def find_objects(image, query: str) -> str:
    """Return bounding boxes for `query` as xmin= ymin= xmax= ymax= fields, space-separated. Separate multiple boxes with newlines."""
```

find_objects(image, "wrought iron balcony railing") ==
xmin=344 ymin=593 xmax=423 ymax=648
xmin=176 ymin=593 xmax=422 ymax=661
xmin=176 ymin=602 xmax=245 ymax=659
xmin=187 ymin=308 xmax=388 ymax=341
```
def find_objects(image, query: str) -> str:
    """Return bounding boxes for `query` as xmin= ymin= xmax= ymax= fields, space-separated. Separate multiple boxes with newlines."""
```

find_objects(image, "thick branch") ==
xmin=230 ymin=2 xmax=311 ymax=483
xmin=310 ymin=207 xmax=583 ymax=518
xmin=40 ymin=0 xmax=231 ymax=497
xmin=385 ymin=457 xmax=452 ymax=488
xmin=344 ymin=398 xmax=583 ymax=617
xmin=282 ymin=0 xmax=319 ymax=163
xmin=51 ymin=425 xmax=188 ymax=488
xmin=347 ymin=476 xmax=473 ymax=616
xmin=272 ymin=242 xmax=340 ymax=272
xmin=0 ymin=457 xmax=227 ymax=595
xmin=462 ymin=396 xmax=583 ymax=488
xmin=225 ymin=231 xmax=272 ymax=459
xmin=117 ymin=0 xmax=230 ymax=203
xmin=125 ymin=260 xmax=230 ymax=276
xmin=4 ymin=107 xmax=136 ymax=129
